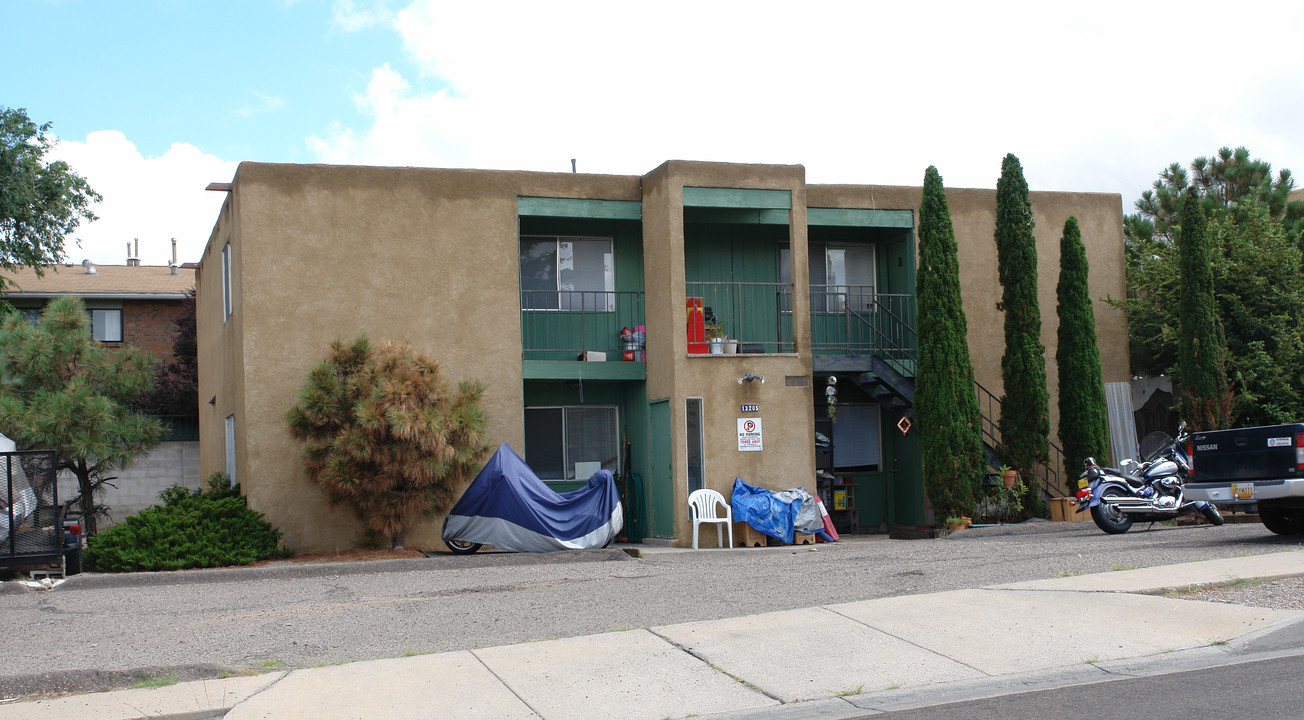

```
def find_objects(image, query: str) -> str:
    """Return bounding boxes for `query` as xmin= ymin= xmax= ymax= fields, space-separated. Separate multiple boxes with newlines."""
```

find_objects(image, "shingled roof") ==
xmin=1 ymin=263 xmax=195 ymax=299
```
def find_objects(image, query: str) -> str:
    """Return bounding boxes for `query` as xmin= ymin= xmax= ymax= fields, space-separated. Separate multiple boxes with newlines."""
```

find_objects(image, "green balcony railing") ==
xmin=521 ymin=290 xmax=645 ymax=360
xmin=686 ymin=281 xmax=795 ymax=354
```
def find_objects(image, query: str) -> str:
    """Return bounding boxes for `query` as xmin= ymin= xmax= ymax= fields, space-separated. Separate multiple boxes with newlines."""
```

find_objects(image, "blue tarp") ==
xmin=442 ymin=444 xmax=623 ymax=552
xmin=730 ymin=478 xmax=801 ymax=544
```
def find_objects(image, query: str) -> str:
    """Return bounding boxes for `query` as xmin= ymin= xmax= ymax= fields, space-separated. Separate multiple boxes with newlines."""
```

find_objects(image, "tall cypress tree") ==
xmin=916 ymin=166 xmax=984 ymax=520
xmin=1176 ymin=188 xmax=1232 ymax=430
xmin=1055 ymin=216 xmax=1109 ymax=481
xmin=994 ymin=154 xmax=1049 ymax=510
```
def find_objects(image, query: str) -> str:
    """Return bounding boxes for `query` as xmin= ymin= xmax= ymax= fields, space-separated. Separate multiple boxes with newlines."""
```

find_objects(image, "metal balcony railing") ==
xmin=686 ymin=281 xmax=795 ymax=354
xmin=520 ymin=290 xmax=645 ymax=360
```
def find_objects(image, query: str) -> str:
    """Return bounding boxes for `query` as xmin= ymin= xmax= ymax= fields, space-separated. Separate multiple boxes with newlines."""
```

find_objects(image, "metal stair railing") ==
xmin=974 ymin=381 xmax=1067 ymax=498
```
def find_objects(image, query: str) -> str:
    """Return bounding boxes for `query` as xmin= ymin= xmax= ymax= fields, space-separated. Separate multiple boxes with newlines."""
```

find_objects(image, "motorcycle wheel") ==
xmin=1091 ymin=488 xmax=1133 ymax=534
xmin=444 ymin=539 xmax=483 ymax=555
xmin=1201 ymin=503 xmax=1225 ymax=526
xmin=1260 ymin=507 xmax=1304 ymax=535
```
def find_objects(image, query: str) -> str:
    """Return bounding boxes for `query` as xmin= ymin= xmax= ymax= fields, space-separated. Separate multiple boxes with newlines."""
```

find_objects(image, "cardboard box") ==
xmin=1049 ymin=497 xmax=1077 ymax=522
xmin=733 ymin=521 xmax=766 ymax=548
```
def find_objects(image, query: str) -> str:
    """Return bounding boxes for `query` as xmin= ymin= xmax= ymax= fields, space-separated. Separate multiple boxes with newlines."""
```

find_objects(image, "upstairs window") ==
xmin=781 ymin=243 xmax=876 ymax=312
xmin=520 ymin=236 xmax=614 ymax=311
xmin=222 ymin=242 xmax=233 ymax=320
xmin=90 ymin=309 xmax=122 ymax=342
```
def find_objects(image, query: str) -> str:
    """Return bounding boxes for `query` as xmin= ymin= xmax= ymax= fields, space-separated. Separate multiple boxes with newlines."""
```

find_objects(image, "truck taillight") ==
xmin=1297 ymin=434 xmax=1304 ymax=471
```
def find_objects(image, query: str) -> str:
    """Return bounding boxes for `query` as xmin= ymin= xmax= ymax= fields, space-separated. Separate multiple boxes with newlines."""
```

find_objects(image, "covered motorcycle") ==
xmin=441 ymin=444 xmax=623 ymax=553
xmin=1075 ymin=423 xmax=1223 ymax=534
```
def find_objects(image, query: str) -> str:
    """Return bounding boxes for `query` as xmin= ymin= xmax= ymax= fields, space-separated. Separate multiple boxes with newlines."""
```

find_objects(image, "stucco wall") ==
xmin=642 ymin=162 xmax=817 ymax=545
xmin=807 ymin=183 xmax=1129 ymax=458
xmin=198 ymin=163 xmax=641 ymax=552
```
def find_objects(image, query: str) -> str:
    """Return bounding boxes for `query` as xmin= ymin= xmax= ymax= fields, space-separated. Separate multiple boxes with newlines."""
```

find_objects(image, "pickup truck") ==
xmin=1185 ymin=423 xmax=1304 ymax=535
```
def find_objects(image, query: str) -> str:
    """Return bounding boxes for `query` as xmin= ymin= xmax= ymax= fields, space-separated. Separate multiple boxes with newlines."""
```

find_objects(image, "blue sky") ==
xmin=5 ymin=0 xmax=1302 ymax=267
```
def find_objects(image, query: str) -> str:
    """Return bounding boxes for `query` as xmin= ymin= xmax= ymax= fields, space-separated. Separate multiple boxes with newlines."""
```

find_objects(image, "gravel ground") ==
xmin=0 ymin=520 xmax=1300 ymax=697
xmin=1183 ymin=575 xmax=1304 ymax=610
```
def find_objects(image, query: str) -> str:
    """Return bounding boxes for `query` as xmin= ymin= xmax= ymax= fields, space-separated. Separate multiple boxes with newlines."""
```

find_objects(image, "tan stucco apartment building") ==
xmin=196 ymin=160 xmax=1128 ymax=552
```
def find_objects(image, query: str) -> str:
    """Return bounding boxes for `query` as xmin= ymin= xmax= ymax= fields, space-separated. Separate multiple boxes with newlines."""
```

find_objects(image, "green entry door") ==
xmin=648 ymin=398 xmax=674 ymax=538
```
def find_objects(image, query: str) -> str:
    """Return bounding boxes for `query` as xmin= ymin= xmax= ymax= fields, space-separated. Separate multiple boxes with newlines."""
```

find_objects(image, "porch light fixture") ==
xmin=736 ymin=373 xmax=765 ymax=385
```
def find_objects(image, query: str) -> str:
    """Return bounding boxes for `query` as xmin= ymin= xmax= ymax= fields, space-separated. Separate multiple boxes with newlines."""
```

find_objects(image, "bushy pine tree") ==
xmin=1055 ymin=217 xmax=1110 ymax=479
xmin=1176 ymin=189 xmax=1232 ymax=430
xmin=994 ymin=154 xmax=1049 ymax=513
xmin=0 ymin=297 xmax=164 ymax=534
xmin=915 ymin=166 xmax=983 ymax=521
xmin=286 ymin=336 xmax=491 ymax=548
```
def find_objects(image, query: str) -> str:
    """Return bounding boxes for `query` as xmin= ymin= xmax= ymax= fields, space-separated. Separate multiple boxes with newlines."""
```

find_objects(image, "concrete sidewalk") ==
xmin=6 ymin=550 xmax=1304 ymax=720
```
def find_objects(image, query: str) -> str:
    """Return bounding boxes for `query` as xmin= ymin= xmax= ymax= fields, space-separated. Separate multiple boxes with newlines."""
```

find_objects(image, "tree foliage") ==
xmin=915 ymin=166 xmax=983 ymax=520
xmin=1175 ymin=189 xmax=1232 ymax=430
xmin=1055 ymin=217 xmax=1109 ymax=474
xmin=994 ymin=154 xmax=1049 ymax=510
xmin=131 ymin=288 xmax=198 ymax=416
xmin=286 ymin=336 xmax=491 ymax=548
xmin=0 ymin=297 xmax=164 ymax=534
xmin=1133 ymin=146 xmax=1304 ymax=247
xmin=1120 ymin=150 xmax=1304 ymax=427
xmin=84 ymin=473 xmax=292 ymax=572
xmin=0 ymin=107 xmax=100 ymax=292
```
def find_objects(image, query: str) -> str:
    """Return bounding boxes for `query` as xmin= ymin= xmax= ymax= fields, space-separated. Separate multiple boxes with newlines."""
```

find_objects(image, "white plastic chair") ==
xmin=688 ymin=488 xmax=733 ymax=549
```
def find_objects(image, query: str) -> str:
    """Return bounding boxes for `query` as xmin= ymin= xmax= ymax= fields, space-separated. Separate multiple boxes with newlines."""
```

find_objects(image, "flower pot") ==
xmin=708 ymin=338 xmax=724 ymax=355
xmin=1002 ymin=470 xmax=1018 ymax=488
xmin=723 ymin=339 xmax=738 ymax=355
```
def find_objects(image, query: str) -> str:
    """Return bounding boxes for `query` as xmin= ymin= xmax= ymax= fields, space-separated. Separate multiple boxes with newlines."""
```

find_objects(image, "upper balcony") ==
xmin=521 ymin=290 xmax=645 ymax=361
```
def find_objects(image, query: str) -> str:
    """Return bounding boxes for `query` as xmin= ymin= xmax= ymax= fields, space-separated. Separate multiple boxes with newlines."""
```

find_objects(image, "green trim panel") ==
xmin=683 ymin=187 xmax=792 ymax=210
xmin=523 ymin=360 xmax=646 ymax=380
xmin=517 ymin=197 xmax=642 ymax=220
xmin=808 ymin=208 xmax=914 ymax=228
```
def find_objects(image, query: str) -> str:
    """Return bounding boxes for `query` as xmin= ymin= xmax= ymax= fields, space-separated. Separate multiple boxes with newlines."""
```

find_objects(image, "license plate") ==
xmin=1232 ymin=483 xmax=1256 ymax=500
xmin=1077 ymin=478 xmax=1089 ymax=490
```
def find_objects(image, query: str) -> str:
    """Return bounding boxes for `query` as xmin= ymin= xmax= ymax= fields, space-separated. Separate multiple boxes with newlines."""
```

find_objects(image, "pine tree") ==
xmin=286 ymin=336 xmax=491 ymax=548
xmin=1055 ymin=217 xmax=1110 ymax=480
xmin=1176 ymin=188 xmax=1232 ymax=430
xmin=915 ymin=166 xmax=984 ymax=520
xmin=0 ymin=297 xmax=164 ymax=534
xmin=994 ymin=154 xmax=1049 ymax=512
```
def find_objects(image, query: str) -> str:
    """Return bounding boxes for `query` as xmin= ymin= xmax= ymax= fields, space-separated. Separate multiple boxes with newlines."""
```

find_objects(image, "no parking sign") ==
xmin=737 ymin=417 xmax=763 ymax=451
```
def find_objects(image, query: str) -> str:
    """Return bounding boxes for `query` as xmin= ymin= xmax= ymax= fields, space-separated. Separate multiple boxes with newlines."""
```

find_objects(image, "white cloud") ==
xmin=47 ymin=131 xmax=237 ymax=266
xmin=234 ymin=91 xmax=287 ymax=118
xmin=308 ymin=0 xmax=1304 ymax=208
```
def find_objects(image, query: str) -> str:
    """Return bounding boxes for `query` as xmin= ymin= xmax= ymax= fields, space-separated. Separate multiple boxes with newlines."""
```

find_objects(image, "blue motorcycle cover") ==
xmin=442 ymin=444 xmax=623 ymax=552
xmin=730 ymin=478 xmax=801 ymax=544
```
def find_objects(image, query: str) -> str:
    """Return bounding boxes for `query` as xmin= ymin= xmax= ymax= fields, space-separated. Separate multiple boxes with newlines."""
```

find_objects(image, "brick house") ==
xmin=1 ymin=257 xmax=201 ymax=522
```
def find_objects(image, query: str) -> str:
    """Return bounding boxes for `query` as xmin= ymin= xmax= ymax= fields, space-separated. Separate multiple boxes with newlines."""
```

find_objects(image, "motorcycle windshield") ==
xmin=1138 ymin=431 xmax=1174 ymax=462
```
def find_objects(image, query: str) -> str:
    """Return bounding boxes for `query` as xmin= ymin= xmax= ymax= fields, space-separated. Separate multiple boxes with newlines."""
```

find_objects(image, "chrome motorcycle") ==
xmin=1074 ymin=423 xmax=1224 ymax=534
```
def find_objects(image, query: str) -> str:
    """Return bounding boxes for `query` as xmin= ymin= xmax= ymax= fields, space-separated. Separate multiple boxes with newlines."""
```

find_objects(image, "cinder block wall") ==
xmin=57 ymin=441 xmax=201 ymax=526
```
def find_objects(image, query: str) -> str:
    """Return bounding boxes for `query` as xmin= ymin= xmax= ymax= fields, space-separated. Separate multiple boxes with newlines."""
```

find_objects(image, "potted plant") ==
xmin=704 ymin=319 xmax=727 ymax=354
xmin=999 ymin=464 xmax=1018 ymax=488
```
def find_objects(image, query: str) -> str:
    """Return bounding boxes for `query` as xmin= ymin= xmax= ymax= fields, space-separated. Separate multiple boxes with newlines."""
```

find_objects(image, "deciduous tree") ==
xmin=0 ymin=107 xmax=100 ymax=292
xmin=286 ymin=336 xmax=491 ymax=548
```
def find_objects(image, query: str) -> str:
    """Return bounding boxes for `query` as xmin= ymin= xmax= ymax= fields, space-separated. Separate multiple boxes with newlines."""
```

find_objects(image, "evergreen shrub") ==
xmin=84 ymin=473 xmax=293 ymax=572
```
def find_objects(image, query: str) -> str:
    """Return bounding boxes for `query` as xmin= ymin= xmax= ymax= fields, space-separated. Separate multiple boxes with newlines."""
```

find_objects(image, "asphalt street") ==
xmin=1 ymin=520 xmax=1299 ymax=697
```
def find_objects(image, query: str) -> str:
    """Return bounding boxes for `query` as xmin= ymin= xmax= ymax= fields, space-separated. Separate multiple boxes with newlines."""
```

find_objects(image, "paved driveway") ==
xmin=1 ymin=520 xmax=1298 ymax=696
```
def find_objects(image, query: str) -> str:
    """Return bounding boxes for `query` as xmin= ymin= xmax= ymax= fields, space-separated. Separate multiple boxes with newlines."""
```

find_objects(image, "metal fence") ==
xmin=0 ymin=450 xmax=61 ymax=568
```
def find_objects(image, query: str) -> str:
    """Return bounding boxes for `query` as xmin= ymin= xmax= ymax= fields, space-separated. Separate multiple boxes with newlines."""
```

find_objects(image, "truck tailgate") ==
xmin=1190 ymin=423 xmax=1304 ymax=483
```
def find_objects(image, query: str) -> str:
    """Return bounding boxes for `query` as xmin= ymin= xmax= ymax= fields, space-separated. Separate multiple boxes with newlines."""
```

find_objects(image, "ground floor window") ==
xmin=832 ymin=404 xmax=880 ymax=470
xmin=524 ymin=406 xmax=619 ymax=480
xmin=686 ymin=398 xmax=704 ymax=493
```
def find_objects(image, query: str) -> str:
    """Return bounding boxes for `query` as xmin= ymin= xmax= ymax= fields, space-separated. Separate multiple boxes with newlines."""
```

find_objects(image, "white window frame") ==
xmin=222 ymin=241 xmax=233 ymax=320
xmin=780 ymin=243 xmax=877 ymax=313
xmin=523 ymin=405 xmax=621 ymax=480
xmin=520 ymin=235 xmax=615 ymax=312
xmin=225 ymin=414 xmax=237 ymax=484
